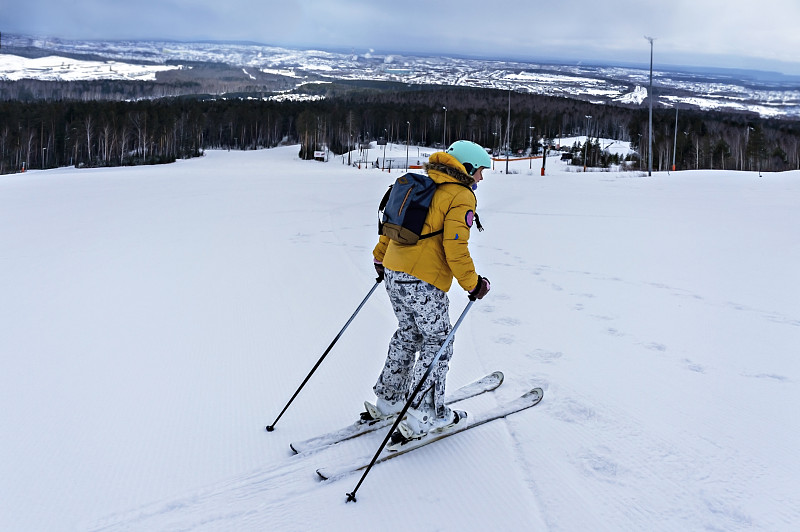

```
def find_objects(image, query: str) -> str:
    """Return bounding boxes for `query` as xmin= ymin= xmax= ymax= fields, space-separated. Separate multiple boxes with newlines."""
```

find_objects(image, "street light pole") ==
xmin=645 ymin=36 xmax=655 ymax=177
xmin=637 ymin=134 xmax=643 ymax=170
xmin=406 ymin=121 xmax=410 ymax=172
xmin=348 ymin=112 xmax=352 ymax=166
xmin=492 ymin=132 xmax=497 ymax=170
xmin=529 ymin=126 xmax=535 ymax=169
xmin=382 ymin=129 xmax=388 ymax=170
xmin=672 ymin=106 xmax=678 ymax=173
xmin=584 ymin=115 xmax=592 ymax=172
xmin=442 ymin=106 xmax=447 ymax=148
xmin=506 ymin=90 xmax=511 ymax=174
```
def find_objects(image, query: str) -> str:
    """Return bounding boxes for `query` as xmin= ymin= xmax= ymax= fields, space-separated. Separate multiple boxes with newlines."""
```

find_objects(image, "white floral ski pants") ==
xmin=373 ymin=268 xmax=453 ymax=418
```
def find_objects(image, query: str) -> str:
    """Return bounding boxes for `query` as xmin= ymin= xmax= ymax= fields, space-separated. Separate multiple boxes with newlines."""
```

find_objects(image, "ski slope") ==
xmin=1 ymin=144 xmax=798 ymax=531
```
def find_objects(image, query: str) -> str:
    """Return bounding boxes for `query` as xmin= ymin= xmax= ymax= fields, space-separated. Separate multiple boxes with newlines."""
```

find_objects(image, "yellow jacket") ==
xmin=373 ymin=152 xmax=480 ymax=293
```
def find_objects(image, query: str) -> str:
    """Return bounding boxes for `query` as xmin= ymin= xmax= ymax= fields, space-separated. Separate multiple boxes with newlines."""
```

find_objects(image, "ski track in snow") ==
xmin=88 ymin=411 xmax=548 ymax=531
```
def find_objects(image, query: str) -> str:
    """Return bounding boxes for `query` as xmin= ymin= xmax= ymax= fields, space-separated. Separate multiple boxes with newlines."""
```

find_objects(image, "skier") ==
xmin=366 ymin=140 xmax=492 ymax=439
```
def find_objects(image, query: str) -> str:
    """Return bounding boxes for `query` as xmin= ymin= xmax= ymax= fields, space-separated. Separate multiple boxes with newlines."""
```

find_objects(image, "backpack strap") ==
xmin=377 ymin=184 xmax=393 ymax=235
xmin=378 ymin=180 xmax=483 ymax=239
xmin=418 ymin=228 xmax=444 ymax=239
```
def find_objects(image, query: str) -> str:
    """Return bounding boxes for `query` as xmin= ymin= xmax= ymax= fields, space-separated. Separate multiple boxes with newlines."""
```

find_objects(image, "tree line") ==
xmin=2 ymin=83 xmax=799 ymax=175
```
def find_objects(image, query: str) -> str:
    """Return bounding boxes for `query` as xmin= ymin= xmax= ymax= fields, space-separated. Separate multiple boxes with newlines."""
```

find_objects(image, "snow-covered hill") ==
xmin=1 ymin=146 xmax=798 ymax=531
xmin=0 ymin=54 xmax=180 ymax=81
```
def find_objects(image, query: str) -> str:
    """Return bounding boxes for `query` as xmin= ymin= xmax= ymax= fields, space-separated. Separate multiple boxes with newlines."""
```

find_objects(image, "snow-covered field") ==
xmin=0 ymin=54 xmax=179 ymax=81
xmin=1 ymin=144 xmax=798 ymax=531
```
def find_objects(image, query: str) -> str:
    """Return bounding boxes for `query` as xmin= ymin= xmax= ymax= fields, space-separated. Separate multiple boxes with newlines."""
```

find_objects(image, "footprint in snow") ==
xmin=644 ymin=342 xmax=667 ymax=352
xmin=493 ymin=334 xmax=515 ymax=345
xmin=493 ymin=316 xmax=521 ymax=326
xmin=744 ymin=373 xmax=790 ymax=382
xmin=578 ymin=448 xmax=625 ymax=484
xmin=683 ymin=359 xmax=706 ymax=373
xmin=527 ymin=349 xmax=563 ymax=364
xmin=552 ymin=397 xmax=596 ymax=424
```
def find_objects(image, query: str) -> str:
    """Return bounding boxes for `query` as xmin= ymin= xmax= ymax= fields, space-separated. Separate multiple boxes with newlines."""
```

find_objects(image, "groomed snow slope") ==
xmin=1 ymin=145 xmax=798 ymax=531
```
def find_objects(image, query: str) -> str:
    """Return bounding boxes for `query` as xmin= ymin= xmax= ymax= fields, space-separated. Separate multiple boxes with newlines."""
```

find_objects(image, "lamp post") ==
xmin=637 ymin=134 xmax=643 ymax=170
xmin=492 ymin=132 xmax=497 ymax=170
xmin=442 ymin=107 xmax=447 ymax=148
xmin=406 ymin=121 xmax=410 ymax=171
xmin=671 ymin=106 xmax=678 ymax=173
xmin=529 ymin=126 xmax=535 ymax=169
xmin=584 ymin=115 xmax=592 ymax=172
xmin=645 ymin=36 xmax=655 ymax=177
xmin=505 ymin=90 xmax=511 ymax=174
xmin=365 ymin=131 xmax=369 ymax=168
xmin=348 ymin=112 xmax=353 ymax=166
xmin=382 ymin=129 xmax=388 ymax=171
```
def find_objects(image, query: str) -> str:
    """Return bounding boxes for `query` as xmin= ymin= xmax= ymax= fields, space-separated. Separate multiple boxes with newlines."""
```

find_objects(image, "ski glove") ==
xmin=374 ymin=260 xmax=385 ymax=282
xmin=468 ymin=276 xmax=491 ymax=301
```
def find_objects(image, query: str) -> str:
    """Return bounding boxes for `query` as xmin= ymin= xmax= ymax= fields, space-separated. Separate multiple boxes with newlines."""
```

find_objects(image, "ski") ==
xmin=316 ymin=387 xmax=543 ymax=481
xmin=289 ymin=371 xmax=504 ymax=454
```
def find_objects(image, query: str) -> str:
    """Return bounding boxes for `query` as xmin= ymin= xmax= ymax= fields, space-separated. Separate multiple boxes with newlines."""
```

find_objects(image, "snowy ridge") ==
xmin=1 ymin=145 xmax=799 ymax=530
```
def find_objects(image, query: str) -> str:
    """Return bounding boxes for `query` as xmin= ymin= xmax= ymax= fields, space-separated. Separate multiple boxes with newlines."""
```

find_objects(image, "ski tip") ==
xmin=492 ymin=371 xmax=504 ymax=385
xmin=316 ymin=468 xmax=330 ymax=481
xmin=528 ymin=387 xmax=544 ymax=403
xmin=289 ymin=443 xmax=299 ymax=454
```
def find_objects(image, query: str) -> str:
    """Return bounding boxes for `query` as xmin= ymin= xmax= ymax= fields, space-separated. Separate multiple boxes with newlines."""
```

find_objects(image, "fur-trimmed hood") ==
xmin=424 ymin=152 xmax=474 ymax=186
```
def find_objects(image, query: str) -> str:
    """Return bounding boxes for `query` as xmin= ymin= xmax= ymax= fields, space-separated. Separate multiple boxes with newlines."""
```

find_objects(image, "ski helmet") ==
xmin=446 ymin=140 xmax=492 ymax=176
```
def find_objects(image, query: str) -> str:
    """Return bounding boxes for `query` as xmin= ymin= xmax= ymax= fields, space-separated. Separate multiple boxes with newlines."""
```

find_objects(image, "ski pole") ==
xmin=346 ymin=298 xmax=476 ymax=503
xmin=266 ymin=279 xmax=382 ymax=432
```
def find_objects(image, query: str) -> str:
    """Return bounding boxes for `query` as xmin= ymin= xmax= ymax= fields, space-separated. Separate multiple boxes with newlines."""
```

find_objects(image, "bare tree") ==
xmin=84 ymin=116 xmax=95 ymax=164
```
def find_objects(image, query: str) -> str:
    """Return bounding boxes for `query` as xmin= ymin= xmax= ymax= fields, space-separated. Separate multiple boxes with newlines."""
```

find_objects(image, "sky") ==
xmin=5 ymin=0 xmax=800 ymax=75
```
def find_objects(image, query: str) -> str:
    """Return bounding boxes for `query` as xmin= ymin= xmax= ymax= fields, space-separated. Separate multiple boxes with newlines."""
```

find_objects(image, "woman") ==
xmin=366 ymin=140 xmax=492 ymax=440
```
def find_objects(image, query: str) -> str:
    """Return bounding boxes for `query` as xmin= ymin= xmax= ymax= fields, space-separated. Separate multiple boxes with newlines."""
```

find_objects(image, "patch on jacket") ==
xmin=465 ymin=210 xmax=474 ymax=228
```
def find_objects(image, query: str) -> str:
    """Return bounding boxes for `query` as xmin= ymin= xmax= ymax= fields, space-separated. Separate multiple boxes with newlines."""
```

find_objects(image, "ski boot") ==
xmin=390 ymin=406 xmax=468 ymax=448
xmin=361 ymin=397 xmax=405 ymax=423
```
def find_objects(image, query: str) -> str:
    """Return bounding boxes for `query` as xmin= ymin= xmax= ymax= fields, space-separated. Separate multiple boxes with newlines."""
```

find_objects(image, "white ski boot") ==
xmin=397 ymin=406 xmax=468 ymax=441
xmin=361 ymin=397 xmax=405 ymax=422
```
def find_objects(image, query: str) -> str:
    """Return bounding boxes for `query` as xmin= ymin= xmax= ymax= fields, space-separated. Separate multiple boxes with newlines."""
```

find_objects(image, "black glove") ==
xmin=468 ymin=275 xmax=490 ymax=301
xmin=374 ymin=261 xmax=385 ymax=282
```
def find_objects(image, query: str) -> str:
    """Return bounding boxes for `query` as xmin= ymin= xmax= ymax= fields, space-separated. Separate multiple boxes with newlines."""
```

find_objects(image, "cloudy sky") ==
xmin=5 ymin=0 xmax=800 ymax=75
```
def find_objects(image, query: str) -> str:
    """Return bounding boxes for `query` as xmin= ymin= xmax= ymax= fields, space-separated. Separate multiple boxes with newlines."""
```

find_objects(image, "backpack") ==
xmin=378 ymin=173 xmax=443 ymax=245
xmin=377 ymin=172 xmax=482 ymax=245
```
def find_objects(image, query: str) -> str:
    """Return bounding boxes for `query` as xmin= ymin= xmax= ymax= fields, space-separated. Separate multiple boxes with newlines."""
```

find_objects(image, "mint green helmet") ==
xmin=446 ymin=140 xmax=491 ymax=176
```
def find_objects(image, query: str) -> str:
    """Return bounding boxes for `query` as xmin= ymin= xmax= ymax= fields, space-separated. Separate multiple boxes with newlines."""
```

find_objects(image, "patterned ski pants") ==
xmin=373 ymin=269 xmax=453 ymax=418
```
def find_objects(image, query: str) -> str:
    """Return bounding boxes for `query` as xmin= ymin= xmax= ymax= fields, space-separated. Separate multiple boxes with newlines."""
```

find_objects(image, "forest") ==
xmin=1 ymin=81 xmax=798 ymax=175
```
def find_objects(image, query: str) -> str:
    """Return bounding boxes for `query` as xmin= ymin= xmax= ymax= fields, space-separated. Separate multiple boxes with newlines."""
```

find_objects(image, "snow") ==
xmin=615 ymin=85 xmax=648 ymax=105
xmin=0 ymin=54 xmax=179 ymax=81
xmin=1 ymin=144 xmax=799 ymax=531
